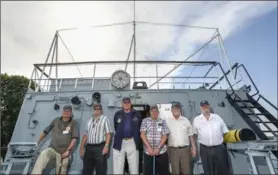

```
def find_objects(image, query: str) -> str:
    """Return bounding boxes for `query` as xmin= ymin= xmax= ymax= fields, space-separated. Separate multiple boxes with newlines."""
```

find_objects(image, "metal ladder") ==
xmin=227 ymin=93 xmax=278 ymax=140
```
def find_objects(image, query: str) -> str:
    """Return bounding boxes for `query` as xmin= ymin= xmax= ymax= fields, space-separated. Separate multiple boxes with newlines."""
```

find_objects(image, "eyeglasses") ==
xmin=123 ymin=100 xmax=131 ymax=104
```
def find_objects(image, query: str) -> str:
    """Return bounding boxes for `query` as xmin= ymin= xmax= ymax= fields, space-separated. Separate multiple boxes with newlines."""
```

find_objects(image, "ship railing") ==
xmin=28 ymin=60 xmax=241 ymax=93
xmin=28 ymin=76 xmax=220 ymax=92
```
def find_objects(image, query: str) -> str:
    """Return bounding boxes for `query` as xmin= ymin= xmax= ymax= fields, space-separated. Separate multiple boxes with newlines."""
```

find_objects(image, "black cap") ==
xmin=93 ymin=103 xmax=102 ymax=109
xmin=171 ymin=101 xmax=182 ymax=109
xmin=122 ymin=97 xmax=131 ymax=102
xmin=150 ymin=105 xmax=158 ymax=111
xmin=200 ymin=100 xmax=210 ymax=106
xmin=63 ymin=105 xmax=72 ymax=111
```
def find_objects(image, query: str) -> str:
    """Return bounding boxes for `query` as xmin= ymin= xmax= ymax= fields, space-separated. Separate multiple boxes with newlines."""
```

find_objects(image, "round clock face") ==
xmin=111 ymin=70 xmax=131 ymax=89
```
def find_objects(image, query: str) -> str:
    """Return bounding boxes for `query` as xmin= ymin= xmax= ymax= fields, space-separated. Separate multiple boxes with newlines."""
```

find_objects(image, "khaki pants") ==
xmin=168 ymin=146 xmax=191 ymax=175
xmin=31 ymin=148 xmax=69 ymax=174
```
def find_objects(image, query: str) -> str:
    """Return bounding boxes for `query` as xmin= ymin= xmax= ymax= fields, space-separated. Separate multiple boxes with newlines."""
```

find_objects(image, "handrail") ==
xmin=258 ymin=94 xmax=278 ymax=111
xmin=215 ymin=63 xmax=235 ymax=95
xmin=237 ymin=64 xmax=259 ymax=97
xmin=209 ymin=63 xmax=238 ymax=89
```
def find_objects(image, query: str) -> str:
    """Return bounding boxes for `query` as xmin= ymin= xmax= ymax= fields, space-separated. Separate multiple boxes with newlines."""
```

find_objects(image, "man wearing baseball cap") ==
xmin=166 ymin=101 xmax=197 ymax=175
xmin=31 ymin=105 xmax=79 ymax=174
xmin=113 ymin=97 xmax=142 ymax=174
xmin=192 ymin=100 xmax=230 ymax=175
xmin=140 ymin=105 xmax=170 ymax=175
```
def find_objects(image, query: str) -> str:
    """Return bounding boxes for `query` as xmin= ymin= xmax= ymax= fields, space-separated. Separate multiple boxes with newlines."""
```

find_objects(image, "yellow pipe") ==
xmin=223 ymin=128 xmax=256 ymax=143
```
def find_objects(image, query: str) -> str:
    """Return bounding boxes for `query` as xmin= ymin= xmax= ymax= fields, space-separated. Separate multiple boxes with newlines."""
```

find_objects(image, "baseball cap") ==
xmin=200 ymin=100 xmax=210 ymax=106
xmin=150 ymin=105 xmax=158 ymax=111
xmin=171 ymin=101 xmax=182 ymax=109
xmin=122 ymin=97 xmax=131 ymax=103
xmin=93 ymin=103 xmax=102 ymax=110
xmin=63 ymin=105 xmax=72 ymax=111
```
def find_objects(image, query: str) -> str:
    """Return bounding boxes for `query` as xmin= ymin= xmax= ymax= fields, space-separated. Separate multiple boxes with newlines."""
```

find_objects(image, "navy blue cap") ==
xmin=63 ymin=105 xmax=72 ymax=111
xmin=93 ymin=103 xmax=102 ymax=109
xmin=200 ymin=100 xmax=210 ymax=106
xmin=122 ymin=97 xmax=131 ymax=103
xmin=171 ymin=101 xmax=182 ymax=109
xmin=150 ymin=105 xmax=158 ymax=111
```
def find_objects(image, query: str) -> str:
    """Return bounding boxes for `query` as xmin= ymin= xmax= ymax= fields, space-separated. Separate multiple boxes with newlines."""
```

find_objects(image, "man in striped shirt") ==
xmin=79 ymin=103 xmax=113 ymax=175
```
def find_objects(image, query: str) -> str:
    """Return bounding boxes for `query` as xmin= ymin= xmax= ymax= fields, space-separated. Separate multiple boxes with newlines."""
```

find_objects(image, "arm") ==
xmin=113 ymin=111 xmax=118 ymax=132
xmin=140 ymin=119 xmax=152 ymax=149
xmin=38 ymin=118 xmax=56 ymax=145
xmin=158 ymin=120 xmax=169 ymax=148
xmin=67 ymin=120 xmax=79 ymax=152
xmin=104 ymin=118 xmax=113 ymax=147
xmin=187 ymin=119 xmax=197 ymax=150
xmin=80 ymin=135 xmax=87 ymax=150
xmin=140 ymin=131 xmax=152 ymax=149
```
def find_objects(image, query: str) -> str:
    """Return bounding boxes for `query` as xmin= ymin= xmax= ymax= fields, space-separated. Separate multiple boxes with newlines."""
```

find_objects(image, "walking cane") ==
xmin=153 ymin=155 xmax=156 ymax=175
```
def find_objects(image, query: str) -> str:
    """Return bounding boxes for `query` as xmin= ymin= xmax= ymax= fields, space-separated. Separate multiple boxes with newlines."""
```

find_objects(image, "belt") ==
xmin=87 ymin=142 xmax=105 ymax=146
xmin=123 ymin=137 xmax=132 ymax=140
xmin=200 ymin=143 xmax=222 ymax=148
xmin=169 ymin=145 xmax=188 ymax=149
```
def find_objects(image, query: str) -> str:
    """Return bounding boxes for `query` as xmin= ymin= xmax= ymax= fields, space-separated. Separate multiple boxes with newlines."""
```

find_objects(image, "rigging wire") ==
xmin=57 ymin=33 xmax=84 ymax=78
xmin=58 ymin=21 xmax=133 ymax=32
xmin=185 ymin=30 xmax=218 ymax=86
xmin=136 ymin=21 xmax=217 ymax=30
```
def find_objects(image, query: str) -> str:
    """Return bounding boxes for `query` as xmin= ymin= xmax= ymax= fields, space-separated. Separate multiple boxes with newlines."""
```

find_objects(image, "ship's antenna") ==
xmin=133 ymin=0 xmax=136 ymax=82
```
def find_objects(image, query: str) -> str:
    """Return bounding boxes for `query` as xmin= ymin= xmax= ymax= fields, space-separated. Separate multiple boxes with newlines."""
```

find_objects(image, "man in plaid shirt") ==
xmin=140 ymin=105 xmax=170 ymax=175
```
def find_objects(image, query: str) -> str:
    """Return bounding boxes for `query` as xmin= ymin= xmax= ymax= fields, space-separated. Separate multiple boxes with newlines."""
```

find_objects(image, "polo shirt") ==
xmin=192 ymin=113 xmax=229 ymax=146
xmin=84 ymin=115 xmax=113 ymax=144
xmin=123 ymin=112 xmax=133 ymax=138
xmin=44 ymin=117 xmax=79 ymax=154
xmin=166 ymin=115 xmax=193 ymax=147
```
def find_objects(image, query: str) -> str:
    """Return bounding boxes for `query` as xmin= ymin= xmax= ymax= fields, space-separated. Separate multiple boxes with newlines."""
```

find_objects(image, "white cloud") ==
xmin=1 ymin=1 xmax=276 ymax=89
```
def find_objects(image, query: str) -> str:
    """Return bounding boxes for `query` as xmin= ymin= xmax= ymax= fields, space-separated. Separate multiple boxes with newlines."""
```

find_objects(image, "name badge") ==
xmin=63 ymin=126 xmax=71 ymax=134
xmin=63 ymin=130 xmax=69 ymax=134
xmin=157 ymin=127 xmax=162 ymax=132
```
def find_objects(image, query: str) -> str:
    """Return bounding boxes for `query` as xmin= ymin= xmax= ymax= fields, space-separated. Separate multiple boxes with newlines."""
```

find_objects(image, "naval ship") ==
xmin=0 ymin=18 xmax=277 ymax=175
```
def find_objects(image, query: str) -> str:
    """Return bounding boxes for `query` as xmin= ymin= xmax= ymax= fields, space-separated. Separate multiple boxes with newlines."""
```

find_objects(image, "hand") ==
xmin=153 ymin=148 xmax=160 ymax=155
xmin=79 ymin=148 xmax=85 ymax=157
xmin=147 ymin=147 xmax=154 ymax=156
xmin=62 ymin=150 xmax=70 ymax=158
xmin=102 ymin=146 xmax=109 ymax=155
xmin=191 ymin=148 xmax=197 ymax=158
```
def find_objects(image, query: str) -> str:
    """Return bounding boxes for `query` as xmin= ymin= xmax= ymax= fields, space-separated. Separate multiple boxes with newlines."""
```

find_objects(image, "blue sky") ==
xmin=224 ymin=9 xmax=277 ymax=106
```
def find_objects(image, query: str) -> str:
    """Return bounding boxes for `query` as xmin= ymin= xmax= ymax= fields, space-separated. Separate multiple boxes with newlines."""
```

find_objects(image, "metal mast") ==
xmin=133 ymin=0 xmax=136 ymax=82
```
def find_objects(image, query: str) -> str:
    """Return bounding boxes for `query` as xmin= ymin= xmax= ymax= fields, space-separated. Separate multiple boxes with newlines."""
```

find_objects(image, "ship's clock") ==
xmin=111 ymin=70 xmax=131 ymax=89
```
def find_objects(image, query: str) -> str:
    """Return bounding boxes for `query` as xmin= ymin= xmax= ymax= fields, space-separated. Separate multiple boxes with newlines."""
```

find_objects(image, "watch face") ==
xmin=111 ymin=70 xmax=130 ymax=89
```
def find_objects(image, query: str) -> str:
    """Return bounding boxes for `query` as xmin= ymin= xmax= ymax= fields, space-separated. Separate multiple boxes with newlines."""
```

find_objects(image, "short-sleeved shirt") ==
xmin=44 ymin=117 xmax=79 ymax=154
xmin=123 ymin=112 xmax=133 ymax=138
xmin=192 ymin=113 xmax=229 ymax=146
xmin=140 ymin=117 xmax=170 ymax=155
xmin=84 ymin=115 xmax=113 ymax=144
xmin=166 ymin=115 xmax=193 ymax=147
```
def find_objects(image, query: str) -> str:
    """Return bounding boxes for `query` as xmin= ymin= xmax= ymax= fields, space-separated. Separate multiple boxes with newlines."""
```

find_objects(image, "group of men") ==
xmin=31 ymin=97 xmax=231 ymax=175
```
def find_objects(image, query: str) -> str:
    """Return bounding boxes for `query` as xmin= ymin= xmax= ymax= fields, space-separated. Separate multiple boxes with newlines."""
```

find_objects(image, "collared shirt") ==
xmin=193 ymin=113 xmax=229 ymax=146
xmin=140 ymin=117 xmax=170 ymax=155
xmin=85 ymin=115 xmax=113 ymax=144
xmin=166 ymin=115 xmax=193 ymax=147
xmin=123 ymin=112 xmax=133 ymax=138
xmin=44 ymin=117 xmax=79 ymax=154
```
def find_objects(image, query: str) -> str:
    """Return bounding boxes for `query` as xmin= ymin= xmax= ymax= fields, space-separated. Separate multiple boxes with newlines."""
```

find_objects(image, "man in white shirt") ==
xmin=166 ymin=102 xmax=197 ymax=175
xmin=193 ymin=100 xmax=230 ymax=175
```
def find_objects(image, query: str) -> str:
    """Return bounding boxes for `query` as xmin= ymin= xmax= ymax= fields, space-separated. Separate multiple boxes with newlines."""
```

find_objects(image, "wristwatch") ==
xmin=67 ymin=148 xmax=72 ymax=153
xmin=104 ymin=144 xmax=109 ymax=148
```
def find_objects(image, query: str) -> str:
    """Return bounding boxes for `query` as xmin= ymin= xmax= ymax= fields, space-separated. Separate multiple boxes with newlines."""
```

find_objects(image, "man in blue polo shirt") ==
xmin=113 ymin=97 xmax=142 ymax=174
